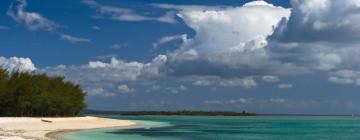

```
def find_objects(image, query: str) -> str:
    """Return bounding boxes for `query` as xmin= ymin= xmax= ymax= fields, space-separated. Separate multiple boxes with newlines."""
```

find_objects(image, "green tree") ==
xmin=0 ymin=68 xmax=87 ymax=117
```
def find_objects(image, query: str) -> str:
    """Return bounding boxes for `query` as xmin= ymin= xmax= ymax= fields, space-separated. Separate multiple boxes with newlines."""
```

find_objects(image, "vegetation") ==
xmin=119 ymin=110 xmax=255 ymax=116
xmin=0 ymin=69 xmax=87 ymax=117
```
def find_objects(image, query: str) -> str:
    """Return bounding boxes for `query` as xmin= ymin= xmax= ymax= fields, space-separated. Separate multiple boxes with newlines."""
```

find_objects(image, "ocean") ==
xmin=57 ymin=116 xmax=360 ymax=140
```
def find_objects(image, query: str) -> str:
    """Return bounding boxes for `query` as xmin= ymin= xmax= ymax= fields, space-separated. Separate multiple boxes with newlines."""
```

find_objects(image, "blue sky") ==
xmin=1 ymin=0 xmax=360 ymax=115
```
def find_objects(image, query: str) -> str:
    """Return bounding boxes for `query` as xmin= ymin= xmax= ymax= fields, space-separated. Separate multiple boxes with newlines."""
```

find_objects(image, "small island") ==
xmin=119 ymin=111 xmax=255 ymax=116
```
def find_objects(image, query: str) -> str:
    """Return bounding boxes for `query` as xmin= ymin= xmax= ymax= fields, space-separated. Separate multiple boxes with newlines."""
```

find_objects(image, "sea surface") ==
xmin=57 ymin=116 xmax=360 ymax=140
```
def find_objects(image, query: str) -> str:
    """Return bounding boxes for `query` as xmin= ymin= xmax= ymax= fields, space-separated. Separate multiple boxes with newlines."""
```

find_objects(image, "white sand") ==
xmin=0 ymin=116 xmax=137 ymax=140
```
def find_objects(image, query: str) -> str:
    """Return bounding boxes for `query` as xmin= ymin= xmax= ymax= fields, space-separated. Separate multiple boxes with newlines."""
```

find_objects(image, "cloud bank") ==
xmin=14 ymin=0 xmax=360 ymax=96
xmin=0 ymin=57 xmax=36 ymax=72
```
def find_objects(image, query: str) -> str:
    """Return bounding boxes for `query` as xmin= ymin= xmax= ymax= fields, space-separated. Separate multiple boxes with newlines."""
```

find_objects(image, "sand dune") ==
xmin=0 ymin=116 xmax=136 ymax=140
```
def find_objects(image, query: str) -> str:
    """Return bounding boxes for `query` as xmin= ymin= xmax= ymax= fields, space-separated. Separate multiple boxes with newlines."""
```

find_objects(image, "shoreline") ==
xmin=46 ymin=129 xmax=83 ymax=140
xmin=46 ymin=122 xmax=141 ymax=140
xmin=0 ymin=116 xmax=138 ymax=140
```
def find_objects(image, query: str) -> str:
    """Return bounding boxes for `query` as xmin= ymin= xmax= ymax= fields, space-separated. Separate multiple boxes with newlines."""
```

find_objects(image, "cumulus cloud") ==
xmin=40 ymin=0 xmax=360 ymax=96
xmin=273 ymin=0 xmax=360 ymax=43
xmin=0 ymin=56 xmax=36 ymax=72
xmin=313 ymin=52 xmax=342 ymax=71
xmin=82 ymin=0 xmax=177 ymax=23
xmin=150 ymin=1 xmax=332 ymax=96
xmin=41 ymin=1 xmax=292 ymax=97
xmin=118 ymin=84 xmax=134 ymax=94
xmin=162 ymin=0 xmax=295 ymax=79
xmin=7 ymin=0 xmax=59 ymax=32
xmin=43 ymin=55 xmax=167 ymax=96
xmin=267 ymin=0 xmax=360 ymax=84
xmin=177 ymin=1 xmax=290 ymax=54
xmin=60 ymin=34 xmax=91 ymax=43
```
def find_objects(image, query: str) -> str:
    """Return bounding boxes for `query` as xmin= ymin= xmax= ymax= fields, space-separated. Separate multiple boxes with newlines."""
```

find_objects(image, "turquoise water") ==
xmin=58 ymin=116 xmax=360 ymax=140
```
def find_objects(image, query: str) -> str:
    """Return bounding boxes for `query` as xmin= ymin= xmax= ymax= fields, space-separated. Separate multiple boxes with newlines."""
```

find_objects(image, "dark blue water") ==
xmin=59 ymin=116 xmax=360 ymax=140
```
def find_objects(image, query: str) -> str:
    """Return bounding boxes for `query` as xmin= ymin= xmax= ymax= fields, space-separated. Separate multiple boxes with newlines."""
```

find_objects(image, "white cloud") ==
xmin=95 ymin=54 xmax=118 ymax=60
xmin=83 ymin=0 xmax=177 ymax=23
xmin=60 ymin=34 xmax=91 ymax=43
xmin=111 ymin=43 xmax=124 ymax=49
xmin=85 ymin=58 xmax=146 ymax=81
xmin=313 ymin=53 xmax=342 ymax=71
xmin=42 ymin=1 xmax=293 ymax=97
xmin=37 ymin=0 xmax=360 ymax=96
xmin=273 ymin=0 xmax=360 ymax=42
xmin=43 ymin=55 xmax=167 ymax=96
xmin=152 ymin=34 xmax=186 ymax=49
xmin=0 ymin=56 xmax=36 ymax=72
xmin=166 ymin=85 xmax=187 ymax=94
xmin=146 ymin=85 xmax=160 ymax=93
xmin=7 ymin=0 xmax=90 ymax=43
xmin=204 ymin=98 xmax=253 ymax=105
xmin=46 ymin=59 xmax=141 ymax=84
xmin=329 ymin=70 xmax=360 ymax=85
xmin=163 ymin=0 xmax=295 ymax=79
xmin=86 ymin=87 xmax=116 ymax=97
xmin=91 ymin=25 xmax=100 ymax=30
xmin=152 ymin=3 xmax=217 ymax=11
xmin=7 ymin=0 xmax=59 ymax=31
xmin=177 ymin=1 xmax=290 ymax=54
xmin=262 ymin=75 xmax=280 ymax=83
xmin=218 ymin=77 xmax=257 ymax=88
xmin=278 ymin=83 xmax=293 ymax=89
xmin=266 ymin=0 xmax=360 ymax=84
xmin=192 ymin=76 xmax=257 ymax=88
xmin=118 ymin=84 xmax=134 ymax=94
xmin=192 ymin=78 xmax=212 ymax=86
xmin=156 ymin=11 xmax=178 ymax=24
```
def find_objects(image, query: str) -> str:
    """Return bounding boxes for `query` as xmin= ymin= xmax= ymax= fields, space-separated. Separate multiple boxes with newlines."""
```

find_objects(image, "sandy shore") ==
xmin=0 ymin=116 xmax=137 ymax=140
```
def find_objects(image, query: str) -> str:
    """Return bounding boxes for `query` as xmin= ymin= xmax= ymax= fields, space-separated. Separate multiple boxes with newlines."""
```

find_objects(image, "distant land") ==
xmin=82 ymin=109 xmax=359 ymax=117
xmin=81 ymin=109 xmax=256 ymax=116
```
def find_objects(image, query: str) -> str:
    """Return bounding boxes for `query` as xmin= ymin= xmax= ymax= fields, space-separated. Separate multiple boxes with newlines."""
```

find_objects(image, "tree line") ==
xmin=0 ymin=69 xmax=87 ymax=117
xmin=120 ymin=110 xmax=255 ymax=116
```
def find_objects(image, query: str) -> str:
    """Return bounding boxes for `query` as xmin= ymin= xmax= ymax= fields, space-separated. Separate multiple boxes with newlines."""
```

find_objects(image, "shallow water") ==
xmin=58 ymin=116 xmax=360 ymax=140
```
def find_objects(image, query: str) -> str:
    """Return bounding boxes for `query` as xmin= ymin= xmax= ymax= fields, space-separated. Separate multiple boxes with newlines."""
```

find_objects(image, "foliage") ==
xmin=0 ymin=69 xmax=87 ymax=117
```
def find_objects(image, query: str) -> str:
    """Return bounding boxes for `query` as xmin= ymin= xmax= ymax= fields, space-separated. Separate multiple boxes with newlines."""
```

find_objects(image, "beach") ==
xmin=0 ymin=116 xmax=137 ymax=140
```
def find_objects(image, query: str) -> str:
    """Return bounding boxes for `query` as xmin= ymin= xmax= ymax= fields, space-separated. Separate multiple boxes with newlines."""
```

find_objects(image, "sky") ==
xmin=1 ymin=0 xmax=360 ymax=115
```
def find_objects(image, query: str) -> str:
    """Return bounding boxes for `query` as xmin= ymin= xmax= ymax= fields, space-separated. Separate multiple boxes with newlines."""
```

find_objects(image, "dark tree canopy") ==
xmin=0 ymin=69 xmax=87 ymax=117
